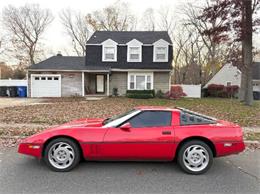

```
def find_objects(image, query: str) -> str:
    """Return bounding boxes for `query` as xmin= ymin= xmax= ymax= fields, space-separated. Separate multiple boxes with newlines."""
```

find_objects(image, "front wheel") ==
xmin=44 ymin=138 xmax=81 ymax=172
xmin=177 ymin=140 xmax=213 ymax=175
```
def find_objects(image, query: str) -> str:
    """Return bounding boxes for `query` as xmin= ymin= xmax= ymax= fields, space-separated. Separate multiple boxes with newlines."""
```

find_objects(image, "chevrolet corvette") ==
xmin=18 ymin=106 xmax=245 ymax=174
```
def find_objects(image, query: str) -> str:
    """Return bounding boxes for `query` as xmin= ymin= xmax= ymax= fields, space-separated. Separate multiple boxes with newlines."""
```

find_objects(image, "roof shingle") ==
xmin=28 ymin=56 xmax=85 ymax=70
xmin=87 ymin=31 xmax=172 ymax=44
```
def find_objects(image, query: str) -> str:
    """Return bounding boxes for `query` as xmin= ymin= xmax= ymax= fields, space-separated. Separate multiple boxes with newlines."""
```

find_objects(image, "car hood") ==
xmin=60 ymin=118 xmax=104 ymax=128
xmin=20 ymin=118 xmax=105 ymax=144
xmin=42 ymin=118 xmax=105 ymax=132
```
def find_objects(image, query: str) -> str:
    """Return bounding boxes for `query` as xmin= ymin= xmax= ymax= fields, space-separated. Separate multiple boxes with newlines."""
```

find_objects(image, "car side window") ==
xmin=180 ymin=111 xmax=215 ymax=125
xmin=127 ymin=111 xmax=172 ymax=128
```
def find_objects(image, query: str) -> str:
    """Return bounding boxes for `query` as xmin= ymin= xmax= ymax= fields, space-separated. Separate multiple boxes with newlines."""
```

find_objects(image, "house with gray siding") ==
xmin=27 ymin=31 xmax=173 ymax=97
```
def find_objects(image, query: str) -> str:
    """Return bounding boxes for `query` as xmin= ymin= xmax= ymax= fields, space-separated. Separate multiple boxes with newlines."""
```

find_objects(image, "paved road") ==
xmin=0 ymin=148 xmax=259 ymax=194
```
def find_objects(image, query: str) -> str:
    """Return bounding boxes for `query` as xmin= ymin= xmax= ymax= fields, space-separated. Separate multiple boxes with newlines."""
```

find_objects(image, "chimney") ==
xmin=57 ymin=51 xmax=62 ymax=56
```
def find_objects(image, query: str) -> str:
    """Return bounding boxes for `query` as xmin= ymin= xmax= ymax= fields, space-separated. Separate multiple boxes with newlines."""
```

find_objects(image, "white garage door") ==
xmin=31 ymin=74 xmax=61 ymax=97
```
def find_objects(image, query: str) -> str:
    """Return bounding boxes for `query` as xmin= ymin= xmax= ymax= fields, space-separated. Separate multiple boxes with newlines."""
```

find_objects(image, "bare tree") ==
xmin=157 ymin=6 xmax=175 ymax=36
xmin=172 ymin=25 xmax=206 ymax=84
xmin=86 ymin=1 xmax=136 ymax=31
xmin=2 ymin=4 xmax=54 ymax=65
xmin=60 ymin=9 xmax=90 ymax=56
xmin=181 ymin=1 xmax=225 ymax=76
xmin=141 ymin=8 xmax=156 ymax=31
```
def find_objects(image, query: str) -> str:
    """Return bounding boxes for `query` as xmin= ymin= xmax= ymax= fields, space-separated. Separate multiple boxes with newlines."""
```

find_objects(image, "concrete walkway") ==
xmin=243 ymin=127 xmax=260 ymax=132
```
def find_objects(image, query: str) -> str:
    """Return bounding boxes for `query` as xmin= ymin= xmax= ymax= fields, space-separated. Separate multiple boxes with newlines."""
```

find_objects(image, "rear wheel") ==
xmin=44 ymin=138 xmax=80 ymax=172
xmin=177 ymin=140 xmax=213 ymax=175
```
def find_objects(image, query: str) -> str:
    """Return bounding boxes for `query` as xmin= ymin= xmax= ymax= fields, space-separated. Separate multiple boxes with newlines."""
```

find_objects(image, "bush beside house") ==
xmin=166 ymin=85 xmax=187 ymax=99
xmin=126 ymin=90 xmax=155 ymax=99
xmin=207 ymin=84 xmax=239 ymax=98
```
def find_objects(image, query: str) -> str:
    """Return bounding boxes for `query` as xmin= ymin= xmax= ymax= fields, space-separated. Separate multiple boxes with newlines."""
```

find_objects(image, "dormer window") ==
xmin=127 ymin=39 xmax=142 ymax=62
xmin=102 ymin=39 xmax=117 ymax=62
xmin=128 ymin=47 xmax=141 ymax=61
xmin=153 ymin=39 xmax=169 ymax=62
xmin=104 ymin=47 xmax=116 ymax=61
xmin=155 ymin=47 xmax=167 ymax=61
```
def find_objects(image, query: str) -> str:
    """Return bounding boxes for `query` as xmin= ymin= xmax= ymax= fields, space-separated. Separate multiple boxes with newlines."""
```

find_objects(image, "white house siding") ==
xmin=204 ymin=64 xmax=241 ymax=88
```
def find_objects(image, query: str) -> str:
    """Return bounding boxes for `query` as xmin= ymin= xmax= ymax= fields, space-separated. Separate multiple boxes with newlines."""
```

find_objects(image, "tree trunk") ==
xmin=239 ymin=38 xmax=246 ymax=101
xmin=243 ymin=0 xmax=253 ymax=106
xmin=238 ymin=66 xmax=246 ymax=101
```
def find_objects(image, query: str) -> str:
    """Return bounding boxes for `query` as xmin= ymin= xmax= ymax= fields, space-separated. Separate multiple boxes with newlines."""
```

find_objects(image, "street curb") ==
xmin=0 ymin=136 xmax=27 ymax=139
xmin=244 ymin=140 xmax=259 ymax=144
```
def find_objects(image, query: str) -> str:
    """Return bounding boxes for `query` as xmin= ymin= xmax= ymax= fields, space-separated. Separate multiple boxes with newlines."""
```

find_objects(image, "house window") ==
xmin=154 ymin=47 xmax=167 ymax=61
xmin=130 ymin=75 xmax=135 ymax=89
xmin=128 ymin=73 xmax=153 ymax=90
xmin=128 ymin=46 xmax=141 ymax=62
xmin=136 ymin=76 xmax=146 ymax=90
xmin=147 ymin=75 xmax=151 ymax=89
xmin=104 ymin=47 xmax=116 ymax=61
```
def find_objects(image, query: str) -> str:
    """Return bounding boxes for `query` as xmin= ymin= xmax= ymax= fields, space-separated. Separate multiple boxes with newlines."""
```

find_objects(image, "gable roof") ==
xmin=87 ymin=31 xmax=172 ymax=44
xmin=203 ymin=63 xmax=241 ymax=88
xmin=203 ymin=62 xmax=260 ymax=88
xmin=253 ymin=62 xmax=260 ymax=80
xmin=28 ymin=56 xmax=85 ymax=71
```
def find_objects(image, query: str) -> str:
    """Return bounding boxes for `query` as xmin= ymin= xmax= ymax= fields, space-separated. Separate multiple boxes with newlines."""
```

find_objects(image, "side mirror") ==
xmin=120 ymin=123 xmax=131 ymax=131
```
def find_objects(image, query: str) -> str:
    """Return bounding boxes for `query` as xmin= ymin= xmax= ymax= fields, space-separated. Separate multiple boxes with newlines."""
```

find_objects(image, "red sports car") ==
xmin=18 ymin=106 xmax=245 ymax=174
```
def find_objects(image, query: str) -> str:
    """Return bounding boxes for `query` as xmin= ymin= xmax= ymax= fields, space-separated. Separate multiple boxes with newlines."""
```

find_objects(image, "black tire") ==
xmin=44 ymin=138 xmax=81 ymax=172
xmin=177 ymin=140 xmax=213 ymax=175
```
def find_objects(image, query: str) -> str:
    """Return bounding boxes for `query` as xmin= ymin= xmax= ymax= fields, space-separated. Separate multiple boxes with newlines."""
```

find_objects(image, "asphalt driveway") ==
xmin=0 ymin=148 xmax=259 ymax=193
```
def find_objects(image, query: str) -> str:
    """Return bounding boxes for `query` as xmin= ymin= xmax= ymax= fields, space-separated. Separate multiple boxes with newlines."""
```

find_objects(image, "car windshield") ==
xmin=102 ymin=109 xmax=141 ymax=128
xmin=102 ymin=109 xmax=137 ymax=125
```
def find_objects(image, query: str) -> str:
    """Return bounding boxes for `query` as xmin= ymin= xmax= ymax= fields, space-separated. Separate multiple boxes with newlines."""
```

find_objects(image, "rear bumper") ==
xmin=18 ymin=143 xmax=43 ymax=159
xmin=215 ymin=141 xmax=245 ymax=157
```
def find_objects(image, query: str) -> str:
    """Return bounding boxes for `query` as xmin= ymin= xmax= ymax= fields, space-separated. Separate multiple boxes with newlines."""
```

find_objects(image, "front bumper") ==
xmin=18 ymin=143 xmax=43 ymax=158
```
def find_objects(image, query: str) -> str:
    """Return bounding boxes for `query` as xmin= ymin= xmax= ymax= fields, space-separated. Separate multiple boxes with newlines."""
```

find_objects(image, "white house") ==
xmin=204 ymin=62 xmax=260 ymax=93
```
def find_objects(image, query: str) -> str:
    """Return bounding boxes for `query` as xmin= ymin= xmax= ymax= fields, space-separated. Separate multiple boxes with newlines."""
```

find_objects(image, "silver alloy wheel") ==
xmin=183 ymin=144 xmax=209 ymax=172
xmin=48 ymin=142 xmax=75 ymax=170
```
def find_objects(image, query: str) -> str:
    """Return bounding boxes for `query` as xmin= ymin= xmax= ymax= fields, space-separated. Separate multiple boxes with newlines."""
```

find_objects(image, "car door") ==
xmin=101 ymin=110 xmax=175 ymax=160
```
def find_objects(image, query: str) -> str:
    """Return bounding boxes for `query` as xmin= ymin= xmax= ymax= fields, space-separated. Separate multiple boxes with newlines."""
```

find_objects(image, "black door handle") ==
xmin=162 ymin=131 xmax=171 ymax=135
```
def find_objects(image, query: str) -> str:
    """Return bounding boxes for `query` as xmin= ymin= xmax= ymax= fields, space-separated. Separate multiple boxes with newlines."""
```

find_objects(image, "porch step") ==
xmin=85 ymin=96 xmax=106 ymax=101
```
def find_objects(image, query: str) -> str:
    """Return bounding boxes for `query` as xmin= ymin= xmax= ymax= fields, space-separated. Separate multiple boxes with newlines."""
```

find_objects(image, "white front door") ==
xmin=96 ymin=75 xmax=104 ymax=93
xmin=31 ymin=74 xmax=61 ymax=97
